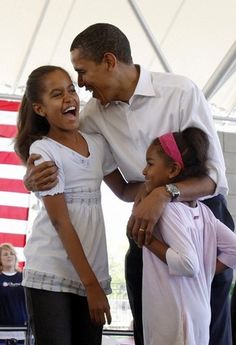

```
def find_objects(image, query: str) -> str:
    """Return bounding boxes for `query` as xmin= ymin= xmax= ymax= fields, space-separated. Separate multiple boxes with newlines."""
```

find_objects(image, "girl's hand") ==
xmin=86 ymin=282 xmax=112 ymax=325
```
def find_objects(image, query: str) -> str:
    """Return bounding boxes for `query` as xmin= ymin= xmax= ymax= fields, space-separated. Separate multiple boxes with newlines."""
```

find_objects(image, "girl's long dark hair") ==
xmin=152 ymin=127 xmax=209 ymax=182
xmin=14 ymin=65 xmax=69 ymax=164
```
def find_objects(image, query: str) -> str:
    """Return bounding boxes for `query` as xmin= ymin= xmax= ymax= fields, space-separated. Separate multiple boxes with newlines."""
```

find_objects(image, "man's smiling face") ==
xmin=71 ymin=48 xmax=118 ymax=106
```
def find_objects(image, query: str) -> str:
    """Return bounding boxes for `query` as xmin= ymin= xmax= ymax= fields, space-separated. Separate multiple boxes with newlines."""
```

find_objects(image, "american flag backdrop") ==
xmin=0 ymin=99 xmax=31 ymax=267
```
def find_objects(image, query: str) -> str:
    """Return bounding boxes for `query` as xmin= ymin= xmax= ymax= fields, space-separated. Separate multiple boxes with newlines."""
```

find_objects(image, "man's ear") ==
xmin=103 ymin=52 xmax=116 ymax=70
xmin=33 ymin=103 xmax=45 ymax=117
xmin=169 ymin=162 xmax=182 ymax=179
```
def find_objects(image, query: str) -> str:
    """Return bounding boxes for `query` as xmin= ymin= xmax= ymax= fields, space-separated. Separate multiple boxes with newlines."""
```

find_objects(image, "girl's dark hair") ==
xmin=70 ymin=23 xmax=133 ymax=64
xmin=14 ymin=65 xmax=70 ymax=164
xmin=152 ymin=127 xmax=209 ymax=182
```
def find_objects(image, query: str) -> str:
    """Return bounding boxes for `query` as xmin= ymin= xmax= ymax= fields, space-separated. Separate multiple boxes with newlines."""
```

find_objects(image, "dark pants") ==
xmin=203 ymin=195 xmax=234 ymax=345
xmin=25 ymin=288 xmax=103 ymax=345
xmin=125 ymin=240 xmax=143 ymax=345
xmin=125 ymin=194 xmax=235 ymax=345
xmin=231 ymin=284 xmax=236 ymax=344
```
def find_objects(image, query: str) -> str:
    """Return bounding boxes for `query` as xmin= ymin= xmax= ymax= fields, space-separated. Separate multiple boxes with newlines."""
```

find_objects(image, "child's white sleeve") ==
xmin=29 ymin=140 xmax=65 ymax=197
xmin=159 ymin=205 xmax=200 ymax=277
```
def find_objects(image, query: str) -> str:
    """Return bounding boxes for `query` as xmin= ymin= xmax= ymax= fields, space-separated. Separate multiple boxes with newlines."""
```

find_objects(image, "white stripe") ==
xmin=0 ymin=218 xmax=27 ymax=234
xmin=0 ymin=191 xmax=30 ymax=207
xmin=0 ymin=164 xmax=26 ymax=179
xmin=0 ymin=108 xmax=27 ymax=260
xmin=0 ymin=137 xmax=15 ymax=151
xmin=0 ymin=110 xmax=17 ymax=125
xmin=15 ymin=247 xmax=25 ymax=262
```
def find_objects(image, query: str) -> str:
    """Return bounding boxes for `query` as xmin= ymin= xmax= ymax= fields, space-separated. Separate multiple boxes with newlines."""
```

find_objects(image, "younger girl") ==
xmin=141 ymin=127 xmax=236 ymax=345
xmin=14 ymin=65 xmax=139 ymax=345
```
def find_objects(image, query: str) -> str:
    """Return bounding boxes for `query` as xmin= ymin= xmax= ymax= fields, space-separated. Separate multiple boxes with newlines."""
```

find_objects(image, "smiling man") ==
xmin=25 ymin=23 xmax=234 ymax=345
xmin=69 ymin=23 xmax=234 ymax=345
xmin=70 ymin=43 xmax=138 ymax=106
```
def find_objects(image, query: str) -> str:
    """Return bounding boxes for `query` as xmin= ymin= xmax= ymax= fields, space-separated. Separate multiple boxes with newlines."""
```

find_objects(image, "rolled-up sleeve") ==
xmin=180 ymin=81 xmax=228 ymax=197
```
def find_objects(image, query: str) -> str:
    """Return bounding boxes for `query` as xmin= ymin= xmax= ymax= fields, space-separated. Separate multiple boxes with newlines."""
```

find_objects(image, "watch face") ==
xmin=172 ymin=185 xmax=179 ymax=195
xmin=166 ymin=184 xmax=180 ymax=200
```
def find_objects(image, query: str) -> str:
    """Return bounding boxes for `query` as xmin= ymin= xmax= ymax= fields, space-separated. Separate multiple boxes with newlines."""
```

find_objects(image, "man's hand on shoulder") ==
xmin=127 ymin=186 xmax=171 ymax=247
xmin=24 ymin=154 xmax=58 ymax=192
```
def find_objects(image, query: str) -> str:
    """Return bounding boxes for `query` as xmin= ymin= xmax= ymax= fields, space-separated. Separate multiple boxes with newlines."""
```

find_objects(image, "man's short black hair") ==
xmin=70 ymin=23 xmax=133 ymax=64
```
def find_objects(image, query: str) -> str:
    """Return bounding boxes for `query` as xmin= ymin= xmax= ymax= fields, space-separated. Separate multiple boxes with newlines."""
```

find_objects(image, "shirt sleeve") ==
xmin=179 ymin=81 xmax=228 ymax=197
xmin=29 ymin=139 xmax=65 ymax=197
xmin=216 ymin=218 xmax=236 ymax=268
xmin=80 ymin=99 xmax=102 ymax=134
xmin=159 ymin=205 xmax=200 ymax=277
xmin=100 ymin=136 xmax=118 ymax=176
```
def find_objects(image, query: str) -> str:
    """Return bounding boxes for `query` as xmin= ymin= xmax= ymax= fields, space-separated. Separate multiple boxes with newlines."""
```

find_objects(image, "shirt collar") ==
xmin=133 ymin=65 xmax=156 ymax=97
xmin=104 ymin=65 xmax=158 ymax=107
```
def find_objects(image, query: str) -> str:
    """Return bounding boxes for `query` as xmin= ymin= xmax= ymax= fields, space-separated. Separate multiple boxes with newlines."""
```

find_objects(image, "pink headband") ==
xmin=159 ymin=133 xmax=184 ymax=169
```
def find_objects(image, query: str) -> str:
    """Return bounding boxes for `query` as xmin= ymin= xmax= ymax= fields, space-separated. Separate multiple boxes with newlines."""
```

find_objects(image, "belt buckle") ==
xmin=6 ymin=339 xmax=18 ymax=345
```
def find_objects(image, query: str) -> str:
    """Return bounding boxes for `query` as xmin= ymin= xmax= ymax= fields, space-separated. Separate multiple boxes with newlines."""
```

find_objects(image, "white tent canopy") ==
xmin=0 ymin=0 xmax=236 ymax=130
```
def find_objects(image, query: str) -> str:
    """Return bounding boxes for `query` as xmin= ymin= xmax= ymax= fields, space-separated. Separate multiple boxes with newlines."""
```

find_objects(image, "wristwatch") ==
xmin=165 ymin=183 xmax=180 ymax=202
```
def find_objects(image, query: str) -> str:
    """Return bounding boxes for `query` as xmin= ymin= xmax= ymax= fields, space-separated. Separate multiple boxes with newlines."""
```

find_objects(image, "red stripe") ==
xmin=0 ymin=124 xmax=17 ymax=137
xmin=0 ymin=100 xmax=20 ymax=112
xmin=0 ymin=205 xmax=29 ymax=220
xmin=0 ymin=152 xmax=22 ymax=165
xmin=0 ymin=100 xmax=27 ymax=261
xmin=0 ymin=233 xmax=26 ymax=247
xmin=0 ymin=178 xmax=29 ymax=193
xmin=18 ymin=262 xmax=25 ymax=269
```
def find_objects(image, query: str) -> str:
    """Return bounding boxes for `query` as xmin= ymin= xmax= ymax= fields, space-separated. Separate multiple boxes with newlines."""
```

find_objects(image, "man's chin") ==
xmin=99 ymin=98 xmax=109 ymax=106
xmin=91 ymin=91 xmax=106 ymax=104
xmin=92 ymin=93 xmax=101 ymax=102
